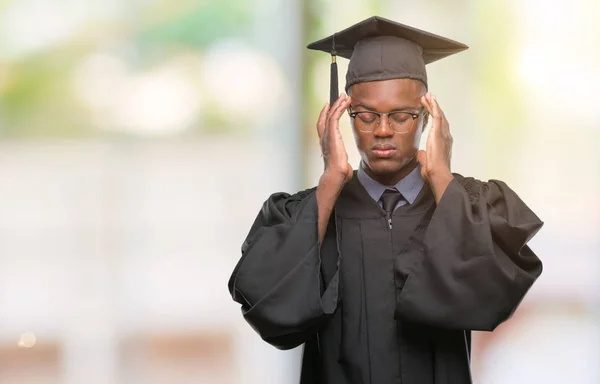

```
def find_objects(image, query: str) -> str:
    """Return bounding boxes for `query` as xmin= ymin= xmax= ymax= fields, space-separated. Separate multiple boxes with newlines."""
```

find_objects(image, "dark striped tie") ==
xmin=380 ymin=188 xmax=403 ymax=229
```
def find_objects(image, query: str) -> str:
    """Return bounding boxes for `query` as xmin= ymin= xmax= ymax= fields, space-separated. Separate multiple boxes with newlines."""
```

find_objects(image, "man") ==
xmin=228 ymin=16 xmax=543 ymax=384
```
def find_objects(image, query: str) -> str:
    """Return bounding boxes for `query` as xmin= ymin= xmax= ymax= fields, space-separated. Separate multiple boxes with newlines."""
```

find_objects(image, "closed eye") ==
xmin=351 ymin=111 xmax=378 ymax=124
xmin=390 ymin=113 xmax=411 ymax=124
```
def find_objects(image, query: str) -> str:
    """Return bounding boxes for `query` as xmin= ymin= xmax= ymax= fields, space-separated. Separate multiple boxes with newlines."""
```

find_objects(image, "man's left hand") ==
xmin=417 ymin=93 xmax=454 ymax=204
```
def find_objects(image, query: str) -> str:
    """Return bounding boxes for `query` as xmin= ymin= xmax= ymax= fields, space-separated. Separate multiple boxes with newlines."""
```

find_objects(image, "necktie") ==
xmin=380 ymin=188 xmax=403 ymax=229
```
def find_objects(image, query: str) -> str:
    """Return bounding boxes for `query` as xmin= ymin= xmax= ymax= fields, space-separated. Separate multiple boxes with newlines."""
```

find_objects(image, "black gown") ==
xmin=228 ymin=172 xmax=543 ymax=384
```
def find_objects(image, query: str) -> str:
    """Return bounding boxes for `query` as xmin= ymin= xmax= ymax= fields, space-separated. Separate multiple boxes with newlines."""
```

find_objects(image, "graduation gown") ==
xmin=228 ymin=172 xmax=543 ymax=384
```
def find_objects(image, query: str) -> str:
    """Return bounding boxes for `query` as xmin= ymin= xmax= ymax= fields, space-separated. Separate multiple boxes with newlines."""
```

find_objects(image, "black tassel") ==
xmin=330 ymin=59 xmax=338 ymax=106
xmin=329 ymin=34 xmax=338 ymax=106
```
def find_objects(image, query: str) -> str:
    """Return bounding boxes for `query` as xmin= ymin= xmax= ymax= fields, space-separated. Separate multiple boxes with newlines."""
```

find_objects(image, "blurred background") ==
xmin=0 ymin=0 xmax=598 ymax=383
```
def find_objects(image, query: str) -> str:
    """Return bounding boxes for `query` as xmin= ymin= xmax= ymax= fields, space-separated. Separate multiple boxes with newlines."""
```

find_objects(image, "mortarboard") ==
xmin=307 ymin=16 xmax=469 ymax=105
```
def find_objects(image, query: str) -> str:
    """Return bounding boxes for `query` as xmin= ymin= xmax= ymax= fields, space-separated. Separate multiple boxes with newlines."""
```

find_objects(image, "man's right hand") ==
xmin=317 ymin=94 xmax=353 ymax=186
xmin=315 ymin=94 xmax=353 ymax=245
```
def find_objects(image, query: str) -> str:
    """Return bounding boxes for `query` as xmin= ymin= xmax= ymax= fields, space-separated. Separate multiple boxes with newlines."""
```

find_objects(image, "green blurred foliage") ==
xmin=471 ymin=2 xmax=524 ymax=170
xmin=137 ymin=0 xmax=253 ymax=50
xmin=0 ymin=0 xmax=254 ymax=139
xmin=0 ymin=47 xmax=94 ymax=138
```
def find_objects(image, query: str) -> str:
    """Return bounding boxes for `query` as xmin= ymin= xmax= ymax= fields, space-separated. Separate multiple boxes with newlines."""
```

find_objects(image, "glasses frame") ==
xmin=348 ymin=106 xmax=427 ymax=134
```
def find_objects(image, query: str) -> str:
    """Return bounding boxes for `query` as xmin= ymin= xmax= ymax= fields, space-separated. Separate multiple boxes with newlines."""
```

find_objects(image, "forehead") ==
xmin=349 ymin=79 xmax=425 ymax=106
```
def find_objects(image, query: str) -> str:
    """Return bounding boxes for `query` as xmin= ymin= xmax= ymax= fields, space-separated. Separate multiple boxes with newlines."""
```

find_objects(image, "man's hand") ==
xmin=317 ymin=94 xmax=354 ymax=186
xmin=417 ymin=93 xmax=455 ymax=204
xmin=316 ymin=94 xmax=353 ymax=244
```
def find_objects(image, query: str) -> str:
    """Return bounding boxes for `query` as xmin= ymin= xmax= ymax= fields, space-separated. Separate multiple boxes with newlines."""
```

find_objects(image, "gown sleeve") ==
xmin=228 ymin=188 xmax=340 ymax=350
xmin=395 ymin=176 xmax=543 ymax=331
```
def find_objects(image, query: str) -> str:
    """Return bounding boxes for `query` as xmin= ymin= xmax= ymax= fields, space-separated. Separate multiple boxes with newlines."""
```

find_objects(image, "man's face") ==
xmin=348 ymin=78 xmax=428 ymax=182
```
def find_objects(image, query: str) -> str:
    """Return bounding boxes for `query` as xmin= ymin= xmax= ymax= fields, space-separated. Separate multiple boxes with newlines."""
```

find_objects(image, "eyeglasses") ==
xmin=348 ymin=106 xmax=427 ymax=134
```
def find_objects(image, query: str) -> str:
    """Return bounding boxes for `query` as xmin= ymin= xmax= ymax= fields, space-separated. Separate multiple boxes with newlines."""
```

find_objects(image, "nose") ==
xmin=373 ymin=115 xmax=394 ymax=137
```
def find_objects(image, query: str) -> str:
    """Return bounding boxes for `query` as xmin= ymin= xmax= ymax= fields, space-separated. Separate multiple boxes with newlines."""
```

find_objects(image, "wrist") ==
xmin=316 ymin=171 xmax=345 ymax=225
xmin=321 ymin=167 xmax=348 ymax=186
xmin=429 ymin=170 xmax=454 ymax=204
xmin=319 ymin=170 xmax=346 ymax=192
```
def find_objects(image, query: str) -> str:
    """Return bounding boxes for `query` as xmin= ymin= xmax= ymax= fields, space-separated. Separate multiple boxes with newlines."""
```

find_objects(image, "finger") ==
xmin=326 ymin=94 xmax=346 ymax=125
xmin=328 ymin=93 xmax=347 ymax=116
xmin=427 ymin=94 xmax=443 ymax=134
xmin=428 ymin=94 xmax=440 ymax=119
xmin=421 ymin=94 xmax=433 ymax=116
xmin=317 ymin=103 xmax=330 ymax=138
xmin=422 ymin=94 xmax=439 ymax=138
xmin=432 ymin=95 xmax=445 ymax=119
xmin=327 ymin=95 xmax=352 ymax=126
xmin=431 ymin=95 xmax=450 ymax=135
xmin=323 ymin=95 xmax=347 ymax=143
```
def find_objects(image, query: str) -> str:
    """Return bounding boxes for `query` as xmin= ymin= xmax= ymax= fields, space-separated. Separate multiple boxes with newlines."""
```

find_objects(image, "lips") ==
xmin=372 ymin=143 xmax=397 ymax=158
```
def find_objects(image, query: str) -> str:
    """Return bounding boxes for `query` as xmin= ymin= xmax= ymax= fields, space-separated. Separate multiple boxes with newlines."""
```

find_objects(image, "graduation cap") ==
xmin=307 ymin=16 xmax=469 ymax=105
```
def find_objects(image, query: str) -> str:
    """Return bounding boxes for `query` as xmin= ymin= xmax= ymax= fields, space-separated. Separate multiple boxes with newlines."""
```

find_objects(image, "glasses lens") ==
xmin=389 ymin=112 xmax=415 ymax=133
xmin=354 ymin=112 xmax=377 ymax=132
xmin=352 ymin=111 xmax=418 ymax=133
xmin=356 ymin=112 xmax=378 ymax=124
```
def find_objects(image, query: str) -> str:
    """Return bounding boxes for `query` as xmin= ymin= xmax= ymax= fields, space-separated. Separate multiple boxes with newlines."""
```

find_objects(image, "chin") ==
xmin=367 ymin=157 xmax=415 ymax=175
xmin=366 ymin=158 xmax=406 ymax=175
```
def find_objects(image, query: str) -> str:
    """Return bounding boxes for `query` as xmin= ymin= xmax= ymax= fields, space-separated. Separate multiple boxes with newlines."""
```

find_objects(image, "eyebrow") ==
xmin=352 ymin=101 xmax=421 ymax=113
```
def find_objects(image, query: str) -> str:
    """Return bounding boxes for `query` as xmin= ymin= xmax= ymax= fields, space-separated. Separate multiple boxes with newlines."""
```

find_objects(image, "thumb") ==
xmin=416 ymin=150 xmax=427 ymax=167
xmin=416 ymin=150 xmax=428 ymax=180
xmin=346 ymin=164 xmax=354 ymax=181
